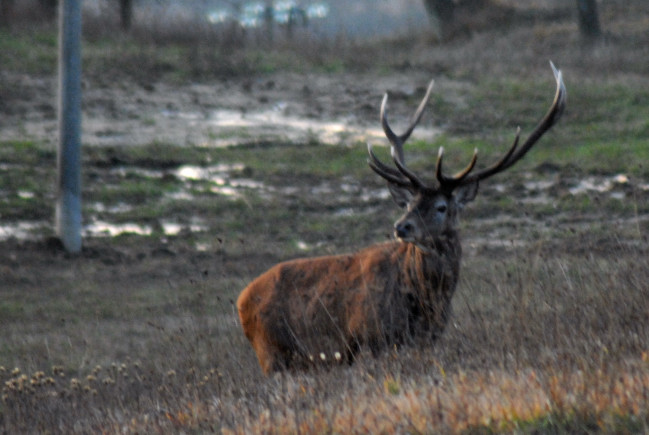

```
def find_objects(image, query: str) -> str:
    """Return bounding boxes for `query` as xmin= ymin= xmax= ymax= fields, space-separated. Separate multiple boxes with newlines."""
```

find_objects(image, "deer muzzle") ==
xmin=395 ymin=220 xmax=415 ymax=241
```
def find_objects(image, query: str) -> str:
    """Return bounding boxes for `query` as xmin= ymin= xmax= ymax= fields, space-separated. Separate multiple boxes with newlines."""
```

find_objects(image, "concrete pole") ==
xmin=56 ymin=0 xmax=82 ymax=253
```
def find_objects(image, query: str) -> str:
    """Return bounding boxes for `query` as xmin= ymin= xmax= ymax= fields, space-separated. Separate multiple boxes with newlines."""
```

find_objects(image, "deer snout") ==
xmin=395 ymin=220 xmax=415 ymax=240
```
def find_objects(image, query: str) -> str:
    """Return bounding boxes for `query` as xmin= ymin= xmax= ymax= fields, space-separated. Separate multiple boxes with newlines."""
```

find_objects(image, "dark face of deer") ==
xmin=387 ymin=182 xmax=478 ymax=245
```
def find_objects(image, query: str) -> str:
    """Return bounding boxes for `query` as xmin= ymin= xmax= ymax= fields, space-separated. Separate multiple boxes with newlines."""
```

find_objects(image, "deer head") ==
xmin=368 ymin=62 xmax=566 ymax=250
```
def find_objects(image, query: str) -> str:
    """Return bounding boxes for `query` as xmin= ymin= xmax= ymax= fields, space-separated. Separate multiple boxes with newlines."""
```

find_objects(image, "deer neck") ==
xmin=397 ymin=231 xmax=461 ymax=335
xmin=400 ymin=230 xmax=462 ymax=295
xmin=411 ymin=229 xmax=461 ymax=260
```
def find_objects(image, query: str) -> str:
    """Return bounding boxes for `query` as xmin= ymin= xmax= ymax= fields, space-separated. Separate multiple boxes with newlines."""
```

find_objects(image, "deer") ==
xmin=237 ymin=63 xmax=566 ymax=375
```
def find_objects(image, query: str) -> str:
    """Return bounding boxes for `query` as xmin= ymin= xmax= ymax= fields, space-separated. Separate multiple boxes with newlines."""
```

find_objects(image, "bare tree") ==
xmin=422 ymin=0 xmax=510 ymax=40
xmin=39 ymin=0 xmax=57 ymax=20
xmin=576 ymin=0 xmax=601 ymax=42
xmin=0 ymin=0 xmax=14 ymax=27
xmin=119 ymin=0 xmax=133 ymax=31
xmin=422 ymin=0 xmax=454 ymax=39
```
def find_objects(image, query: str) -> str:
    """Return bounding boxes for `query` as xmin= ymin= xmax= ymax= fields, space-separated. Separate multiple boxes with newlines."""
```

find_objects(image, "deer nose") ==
xmin=395 ymin=222 xmax=414 ymax=239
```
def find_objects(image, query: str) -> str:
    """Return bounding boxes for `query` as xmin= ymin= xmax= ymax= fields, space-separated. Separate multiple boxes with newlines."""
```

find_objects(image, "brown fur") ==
xmin=237 ymin=230 xmax=461 ymax=374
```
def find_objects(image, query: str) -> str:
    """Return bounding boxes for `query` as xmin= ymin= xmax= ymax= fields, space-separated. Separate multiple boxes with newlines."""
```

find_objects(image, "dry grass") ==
xmin=4 ymin=244 xmax=647 ymax=433
xmin=2 ymin=1 xmax=649 ymax=433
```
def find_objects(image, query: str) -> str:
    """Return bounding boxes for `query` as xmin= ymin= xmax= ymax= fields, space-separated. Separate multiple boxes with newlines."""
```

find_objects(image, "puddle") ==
xmin=89 ymin=202 xmax=134 ymax=213
xmin=199 ymin=107 xmax=441 ymax=146
xmin=174 ymin=163 xmax=246 ymax=182
xmin=567 ymin=174 xmax=629 ymax=198
xmin=296 ymin=240 xmax=310 ymax=251
xmin=161 ymin=220 xmax=208 ymax=236
xmin=493 ymin=174 xmax=635 ymax=205
xmin=83 ymin=219 xmax=208 ymax=238
xmin=1 ymin=159 xmax=645 ymax=243
xmin=17 ymin=191 xmax=35 ymax=199
xmin=568 ymin=174 xmax=623 ymax=195
xmin=103 ymin=163 xmax=265 ymax=200
xmin=110 ymin=166 xmax=167 ymax=179
xmin=171 ymin=165 xmax=388 ymax=202
xmin=0 ymin=219 xmax=208 ymax=241
xmin=0 ymin=222 xmax=48 ymax=241
xmin=174 ymin=163 xmax=265 ymax=198
xmin=523 ymin=180 xmax=555 ymax=191
xmin=84 ymin=221 xmax=153 ymax=237
xmin=80 ymin=106 xmax=441 ymax=147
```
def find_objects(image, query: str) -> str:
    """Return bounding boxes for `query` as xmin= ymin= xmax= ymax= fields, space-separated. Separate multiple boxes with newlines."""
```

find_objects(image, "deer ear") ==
xmin=454 ymin=181 xmax=479 ymax=206
xmin=387 ymin=183 xmax=414 ymax=208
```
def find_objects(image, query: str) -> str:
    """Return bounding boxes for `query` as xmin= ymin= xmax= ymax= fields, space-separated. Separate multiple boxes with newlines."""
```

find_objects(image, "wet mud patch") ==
xmin=2 ymin=143 xmax=649 ymax=258
xmin=2 ymin=69 xmax=649 ymax=279
xmin=0 ymin=72 xmax=443 ymax=148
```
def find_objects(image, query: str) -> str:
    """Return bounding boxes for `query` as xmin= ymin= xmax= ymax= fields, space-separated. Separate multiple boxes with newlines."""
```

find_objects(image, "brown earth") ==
xmin=0 ymin=65 xmax=645 ymax=293
xmin=0 ymin=69 xmax=451 ymax=288
xmin=0 ymin=70 xmax=449 ymax=148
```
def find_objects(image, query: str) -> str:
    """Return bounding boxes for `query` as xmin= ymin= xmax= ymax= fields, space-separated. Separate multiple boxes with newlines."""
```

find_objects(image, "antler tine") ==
xmin=458 ymin=61 xmax=567 ymax=186
xmin=436 ymin=147 xmax=479 ymax=189
xmin=380 ymin=79 xmax=435 ymax=163
xmin=367 ymin=143 xmax=411 ymax=187
xmin=390 ymin=146 xmax=426 ymax=189
xmin=451 ymin=129 xmax=521 ymax=184
xmin=370 ymin=79 xmax=435 ymax=189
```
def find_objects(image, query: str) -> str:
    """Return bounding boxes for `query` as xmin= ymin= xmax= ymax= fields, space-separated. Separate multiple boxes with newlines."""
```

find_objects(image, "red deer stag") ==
xmin=237 ymin=63 xmax=566 ymax=374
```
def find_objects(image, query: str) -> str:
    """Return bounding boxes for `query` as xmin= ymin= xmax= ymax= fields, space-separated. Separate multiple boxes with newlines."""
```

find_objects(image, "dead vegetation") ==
xmin=1 ymin=0 xmax=649 ymax=433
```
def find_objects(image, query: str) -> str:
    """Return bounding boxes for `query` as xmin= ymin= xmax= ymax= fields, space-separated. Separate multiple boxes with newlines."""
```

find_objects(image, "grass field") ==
xmin=1 ymin=1 xmax=649 ymax=433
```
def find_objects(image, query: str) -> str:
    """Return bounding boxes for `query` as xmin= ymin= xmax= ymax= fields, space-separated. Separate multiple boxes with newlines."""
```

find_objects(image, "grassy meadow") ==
xmin=2 ymin=1 xmax=649 ymax=433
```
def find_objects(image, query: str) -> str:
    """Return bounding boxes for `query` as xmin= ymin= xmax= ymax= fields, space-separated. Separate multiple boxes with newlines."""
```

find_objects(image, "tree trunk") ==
xmin=422 ymin=0 xmax=455 ymax=40
xmin=0 ymin=0 xmax=14 ymax=27
xmin=119 ymin=0 xmax=132 ymax=31
xmin=39 ymin=0 xmax=58 ymax=20
xmin=576 ymin=0 xmax=601 ymax=42
xmin=263 ymin=1 xmax=274 ymax=45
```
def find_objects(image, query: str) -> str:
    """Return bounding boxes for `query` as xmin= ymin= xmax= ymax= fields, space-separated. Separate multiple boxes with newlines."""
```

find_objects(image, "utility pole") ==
xmin=56 ymin=0 xmax=82 ymax=253
xmin=119 ymin=0 xmax=132 ymax=31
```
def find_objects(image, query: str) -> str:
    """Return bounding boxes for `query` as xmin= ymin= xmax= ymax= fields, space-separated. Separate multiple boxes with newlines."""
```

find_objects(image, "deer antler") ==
xmin=438 ymin=61 xmax=567 ymax=190
xmin=369 ymin=62 xmax=566 ymax=194
xmin=368 ymin=79 xmax=435 ymax=190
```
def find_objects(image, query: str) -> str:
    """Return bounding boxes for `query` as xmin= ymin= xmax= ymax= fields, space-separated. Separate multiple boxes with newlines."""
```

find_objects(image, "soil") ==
xmin=0 ymin=69 xmax=451 ymax=288
xmin=0 ymin=70 xmax=448 ymax=148
xmin=0 ymin=68 xmax=646 ymax=292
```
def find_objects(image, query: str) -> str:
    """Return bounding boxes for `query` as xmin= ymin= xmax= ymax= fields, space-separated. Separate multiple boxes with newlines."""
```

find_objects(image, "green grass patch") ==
xmin=0 ymin=140 xmax=55 ymax=165
xmin=0 ymin=28 xmax=57 ymax=74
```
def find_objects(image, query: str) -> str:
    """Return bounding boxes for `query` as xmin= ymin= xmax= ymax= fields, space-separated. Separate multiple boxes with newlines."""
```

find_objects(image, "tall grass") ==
xmin=2 ymin=1 xmax=649 ymax=433
xmin=2 ymin=241 xmax=648 ymax=433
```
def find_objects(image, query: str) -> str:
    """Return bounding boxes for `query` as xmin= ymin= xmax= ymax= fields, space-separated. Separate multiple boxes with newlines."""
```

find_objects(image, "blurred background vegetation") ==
xmin=0 ymin=0 xmax=609 ymax=47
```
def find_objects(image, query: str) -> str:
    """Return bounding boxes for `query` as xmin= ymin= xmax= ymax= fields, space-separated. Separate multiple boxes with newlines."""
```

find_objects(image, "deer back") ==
xmin=237 ymin=236 xmax=461 ymax=373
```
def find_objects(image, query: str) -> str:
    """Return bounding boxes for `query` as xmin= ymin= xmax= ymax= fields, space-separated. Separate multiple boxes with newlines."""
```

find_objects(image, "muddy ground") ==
xmin=0 ymin=69 xmax=449 ymax=281
xmin=1 ymin=65 xmax=647 ymax=291
xmin=1 ymin=70 xmax=447 ymax=148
